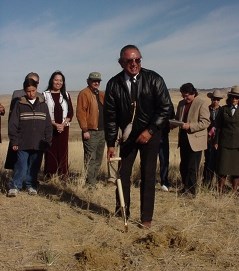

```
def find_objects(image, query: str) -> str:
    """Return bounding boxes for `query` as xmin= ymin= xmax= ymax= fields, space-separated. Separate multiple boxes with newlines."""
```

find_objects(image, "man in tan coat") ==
xmin=174 ymin=83 xmax=210 ymax=196
xmin=76 ymin=72 xmax=105 ymax=187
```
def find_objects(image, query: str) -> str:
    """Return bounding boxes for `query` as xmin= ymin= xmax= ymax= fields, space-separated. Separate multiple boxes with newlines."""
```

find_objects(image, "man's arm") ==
xmin=103 ymin=80 xmax=119 ymax=147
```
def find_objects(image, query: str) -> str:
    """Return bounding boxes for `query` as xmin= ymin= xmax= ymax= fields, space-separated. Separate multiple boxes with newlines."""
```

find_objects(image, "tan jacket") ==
xmin=176 ymin=95 xmax=210 ymax=151
xmin=76 ymin=87 xmax=104 ymax=132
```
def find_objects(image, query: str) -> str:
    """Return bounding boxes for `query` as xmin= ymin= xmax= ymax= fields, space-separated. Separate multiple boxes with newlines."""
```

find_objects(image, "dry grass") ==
xmin=0 ymin=91 xmax=238 ymax=271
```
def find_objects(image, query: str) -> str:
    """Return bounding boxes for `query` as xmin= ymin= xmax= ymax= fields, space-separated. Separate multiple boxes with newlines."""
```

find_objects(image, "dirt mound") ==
xmin=135 ymin=226 xmax=187 ymax=248
xmin=75 ymin=244 xmax=121 ymax=270
xmin=75 ymin=226 xmax=189 ymax=270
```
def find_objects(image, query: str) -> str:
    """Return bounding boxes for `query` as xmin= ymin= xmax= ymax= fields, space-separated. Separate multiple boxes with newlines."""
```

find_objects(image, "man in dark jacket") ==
xmin=104 ymin=44 xmax=174 ymax=228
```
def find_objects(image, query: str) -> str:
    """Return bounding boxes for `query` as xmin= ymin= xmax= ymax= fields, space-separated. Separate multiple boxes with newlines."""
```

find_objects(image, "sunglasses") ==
xmin=212 ymin=98 xmax=221 ymax=101
xmin=124 ymin=58 xmax=141 ymax=64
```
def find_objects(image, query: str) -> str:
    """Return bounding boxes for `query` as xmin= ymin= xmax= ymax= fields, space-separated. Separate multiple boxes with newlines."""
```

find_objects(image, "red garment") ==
xmin=44 ymin=92 xmax=73 ymax=177
xmin=182 ymin=102 xmax=192 ymax=122
xmin=44 ymin=126 xmax=69 ymax=175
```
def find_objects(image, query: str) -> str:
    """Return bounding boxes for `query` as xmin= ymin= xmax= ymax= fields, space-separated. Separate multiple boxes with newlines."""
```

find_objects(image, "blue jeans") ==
xmin=158 ymin=132 xmax=170 ymax=187
xmin=9 ymin=150 xmax=43 ymax=190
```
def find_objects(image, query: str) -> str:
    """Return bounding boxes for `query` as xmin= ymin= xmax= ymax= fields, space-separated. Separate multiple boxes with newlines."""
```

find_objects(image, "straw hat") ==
xmin=207 ymin=89 xmax=224 ymax=99
xmin=228 ymin=85 xmax=239 ymax=97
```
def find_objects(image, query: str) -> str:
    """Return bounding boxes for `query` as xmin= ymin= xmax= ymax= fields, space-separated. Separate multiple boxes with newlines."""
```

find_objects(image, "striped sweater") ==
xmin=8 ymin=95 xmax=52 ymax=151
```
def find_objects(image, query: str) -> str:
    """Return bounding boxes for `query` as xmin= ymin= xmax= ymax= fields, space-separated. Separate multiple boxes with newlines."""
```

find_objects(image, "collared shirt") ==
xmin=231 ymin=104 xmax=238 ymax=116
xmin=124 ymin=73 xmax=138 ymax=94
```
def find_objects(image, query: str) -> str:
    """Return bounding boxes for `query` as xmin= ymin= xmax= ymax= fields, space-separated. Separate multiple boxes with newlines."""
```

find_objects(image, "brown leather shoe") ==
xmin=141 ymin=221 xmax=151 ymax=229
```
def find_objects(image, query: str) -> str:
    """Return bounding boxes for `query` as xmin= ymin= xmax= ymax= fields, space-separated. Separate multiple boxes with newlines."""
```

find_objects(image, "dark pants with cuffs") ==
xmin=116 ymin=131 xmax=161 ymax=222
xmin=158 ymin=132 xmax=170 ymax=187
xmin=179 ymin=130 xmax=202 ymax=195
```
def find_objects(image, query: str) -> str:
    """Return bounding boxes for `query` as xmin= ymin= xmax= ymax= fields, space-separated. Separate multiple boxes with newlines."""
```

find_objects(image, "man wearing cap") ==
xmin=202 ymin=89 xmax=224 ymax=188
xmin=76 ymin=72 xmax=105 ymax=187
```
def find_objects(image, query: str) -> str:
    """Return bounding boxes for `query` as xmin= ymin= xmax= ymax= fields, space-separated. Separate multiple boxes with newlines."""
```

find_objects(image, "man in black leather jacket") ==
xmin=104 ymin=44 xmax=174 ymax=228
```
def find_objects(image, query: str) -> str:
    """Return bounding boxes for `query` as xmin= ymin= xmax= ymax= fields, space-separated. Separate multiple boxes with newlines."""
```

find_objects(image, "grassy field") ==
xmin=0 ymin=90 xmax=238 ymax=271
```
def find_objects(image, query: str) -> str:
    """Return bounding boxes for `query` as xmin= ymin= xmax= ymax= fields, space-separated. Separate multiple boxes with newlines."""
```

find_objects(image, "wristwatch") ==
xmin=148 ymin=129 xmax=154 ymax=135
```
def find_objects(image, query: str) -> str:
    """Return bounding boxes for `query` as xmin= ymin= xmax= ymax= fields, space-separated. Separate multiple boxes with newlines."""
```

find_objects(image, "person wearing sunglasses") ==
xmin=76 ymin=72 xmax=105 ymax=188
xmin=202 ymin=89 xmax=224 ymax=188
xmin=104 ymin=44 xmax=174 ymax=228
xmin=215 ymin=86 xmax=239 ymax=194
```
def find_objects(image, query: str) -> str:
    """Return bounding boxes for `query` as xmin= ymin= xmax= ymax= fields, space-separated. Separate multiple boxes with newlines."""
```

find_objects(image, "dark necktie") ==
xmin=130 ymin=77 xmax=137 ymax=103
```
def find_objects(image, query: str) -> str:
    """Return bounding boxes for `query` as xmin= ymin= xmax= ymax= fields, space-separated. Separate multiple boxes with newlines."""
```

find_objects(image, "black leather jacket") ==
xmin=104 ymin=68 xmax=174 ymax=147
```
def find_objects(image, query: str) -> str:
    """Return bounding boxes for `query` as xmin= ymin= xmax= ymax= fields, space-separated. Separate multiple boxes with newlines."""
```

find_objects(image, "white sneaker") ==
xmin=28 ymin=187 xmax=37 ymax=195
xmin=161 ymin=185 xmax=169 ymax=192
xmin=8 ymin=188 xmax=18 ymax=197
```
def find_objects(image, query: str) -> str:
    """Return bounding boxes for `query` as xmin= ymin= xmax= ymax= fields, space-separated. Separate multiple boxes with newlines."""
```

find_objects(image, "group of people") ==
xmin=201 ymin=87 xmax=239 ymax=194
xmin=5 ymin=71 xmax=74 ymax=197
xmin=0 ymin=44 xmax=238 ymax=229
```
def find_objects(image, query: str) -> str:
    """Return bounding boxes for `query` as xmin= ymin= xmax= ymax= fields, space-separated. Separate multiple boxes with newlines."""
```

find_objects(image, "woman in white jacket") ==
xmin=43 ymin=71 xmax=73 ymax=181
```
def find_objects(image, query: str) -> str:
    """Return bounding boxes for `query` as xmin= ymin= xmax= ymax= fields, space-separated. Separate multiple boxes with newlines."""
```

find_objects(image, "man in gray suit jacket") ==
xmin=174 ymin=83 xmax=210 ymax=196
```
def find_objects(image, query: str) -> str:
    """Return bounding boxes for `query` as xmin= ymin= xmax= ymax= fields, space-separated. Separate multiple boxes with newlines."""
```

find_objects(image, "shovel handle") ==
xmin=109 ymin=157 xmax=121 ymax=162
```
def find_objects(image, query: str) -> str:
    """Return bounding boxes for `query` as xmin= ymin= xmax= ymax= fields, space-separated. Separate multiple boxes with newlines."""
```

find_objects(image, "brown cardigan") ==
xmin=76 ymin=86 xmax=104 ymax=132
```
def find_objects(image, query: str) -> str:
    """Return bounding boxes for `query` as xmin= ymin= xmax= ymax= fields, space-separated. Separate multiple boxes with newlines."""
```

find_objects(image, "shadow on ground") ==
xmin=39 ymin=181 xmax=112 ymax=218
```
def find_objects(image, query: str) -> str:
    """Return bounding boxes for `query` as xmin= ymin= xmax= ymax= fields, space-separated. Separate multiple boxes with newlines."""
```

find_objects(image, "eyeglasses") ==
xmin=123 ymin=58 xmax=141 ymax=64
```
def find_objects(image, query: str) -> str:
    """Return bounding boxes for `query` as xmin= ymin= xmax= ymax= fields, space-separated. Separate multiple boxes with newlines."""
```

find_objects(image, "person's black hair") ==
xmin=46 ymin=71 xmax=69 ymax=102
xmin=23 ymin=78 xmax=38 ymax=90
xmin=180 ymin=82 xmax=198 ymax=96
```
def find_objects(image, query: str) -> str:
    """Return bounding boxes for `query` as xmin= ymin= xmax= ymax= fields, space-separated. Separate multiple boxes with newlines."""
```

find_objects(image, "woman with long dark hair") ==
xmin=43 ymin=71 xmax=73 ymax=181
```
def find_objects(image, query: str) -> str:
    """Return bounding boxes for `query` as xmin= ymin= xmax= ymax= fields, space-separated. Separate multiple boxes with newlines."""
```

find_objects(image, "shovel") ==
xmin=107 ymin=157 xmax=128 ymax=232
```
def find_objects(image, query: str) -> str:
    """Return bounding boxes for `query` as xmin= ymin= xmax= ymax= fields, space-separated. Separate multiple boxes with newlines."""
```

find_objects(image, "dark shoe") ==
xmin=140 ymin=221 xmax=152 ymax=229
xmin=178 ymin=188 xmax=186 ymax=195
xmin=115 ymin=207 xmax=130 ymax=220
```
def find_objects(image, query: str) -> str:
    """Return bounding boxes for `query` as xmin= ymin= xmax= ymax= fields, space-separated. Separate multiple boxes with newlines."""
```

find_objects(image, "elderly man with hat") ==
xmin=215 ymin=85 xmax=239 ymax=194
xmin=76 ymin=72 xmax=105 ymax=187
xmin=202 ymin=89 xmax=224 ymax=188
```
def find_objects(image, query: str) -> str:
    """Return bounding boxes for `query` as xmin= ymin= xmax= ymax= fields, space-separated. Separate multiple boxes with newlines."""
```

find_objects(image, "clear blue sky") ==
xmin=0 ymin=0 xmax=239 ymax=94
